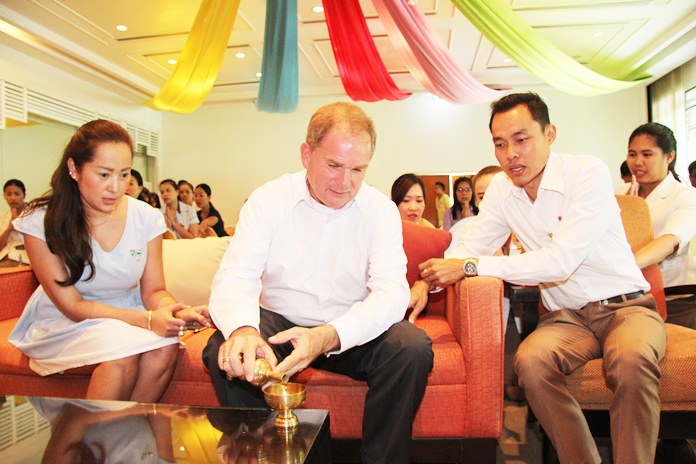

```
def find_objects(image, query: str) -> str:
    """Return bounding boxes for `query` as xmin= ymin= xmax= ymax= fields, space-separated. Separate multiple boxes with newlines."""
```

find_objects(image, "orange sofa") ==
xmin=0 ymin=222 xmax=504 ymax=463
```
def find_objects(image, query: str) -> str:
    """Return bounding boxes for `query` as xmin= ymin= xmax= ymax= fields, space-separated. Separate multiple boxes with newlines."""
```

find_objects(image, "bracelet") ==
xmin=147 ymin=310 xmax=153 ymax=331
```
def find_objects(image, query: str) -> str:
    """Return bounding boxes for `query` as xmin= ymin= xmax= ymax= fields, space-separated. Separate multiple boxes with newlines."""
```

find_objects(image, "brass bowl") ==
xmin=262 ymin=382 xmax=306 ymax=429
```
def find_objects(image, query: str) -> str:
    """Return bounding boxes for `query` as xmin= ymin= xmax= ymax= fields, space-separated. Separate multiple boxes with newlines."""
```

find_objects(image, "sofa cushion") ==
xmin=401 ymin=221 xmax=451 ymax=287
xmin=162 ymin=237 xmax=231 ymax=306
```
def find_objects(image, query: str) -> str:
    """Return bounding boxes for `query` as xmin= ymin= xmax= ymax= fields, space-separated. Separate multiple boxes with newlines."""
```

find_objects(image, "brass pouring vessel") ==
xmin=263 ymin=382 xmax=306 ymax=429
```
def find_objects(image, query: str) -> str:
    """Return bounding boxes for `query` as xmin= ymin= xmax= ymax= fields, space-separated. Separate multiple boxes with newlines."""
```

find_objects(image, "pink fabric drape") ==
xmin=372 ymin=0 xmax=503 ymax=104
xmin=322 ymin=0 xmax=410 ymax=102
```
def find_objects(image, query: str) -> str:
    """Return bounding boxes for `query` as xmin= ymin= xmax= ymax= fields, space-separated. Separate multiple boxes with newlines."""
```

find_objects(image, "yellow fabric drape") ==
xmin=151 ymin=0 xmax=240 ymax=113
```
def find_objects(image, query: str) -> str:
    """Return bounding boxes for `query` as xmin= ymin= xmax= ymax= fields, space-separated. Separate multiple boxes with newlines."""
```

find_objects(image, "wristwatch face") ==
xmin=464 ymin=259 xmax=477 ymax=276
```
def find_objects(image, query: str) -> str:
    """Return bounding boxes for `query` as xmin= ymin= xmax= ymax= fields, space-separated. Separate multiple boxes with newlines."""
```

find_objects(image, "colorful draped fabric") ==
xmin=322 ymin=0 xmax=410 ymax=102
xmin=450 ymin=0 xmax=646 ymax=96
xmin=373 ymin=0 xmax=502 ymax=104
xmin=256 ymin=0 xmax=298 ymax=113
xmin=151 ymin=0 xmax=240 ymax=113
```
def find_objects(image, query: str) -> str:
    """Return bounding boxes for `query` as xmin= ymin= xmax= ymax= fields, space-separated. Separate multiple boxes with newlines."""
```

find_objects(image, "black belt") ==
xmin=599 ymin=290 xmax=645 ymax=306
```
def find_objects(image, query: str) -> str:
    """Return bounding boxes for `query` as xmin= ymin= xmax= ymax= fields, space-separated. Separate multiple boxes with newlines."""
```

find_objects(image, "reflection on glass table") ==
xmin=0 ymin=395 xmax=330 ymax=463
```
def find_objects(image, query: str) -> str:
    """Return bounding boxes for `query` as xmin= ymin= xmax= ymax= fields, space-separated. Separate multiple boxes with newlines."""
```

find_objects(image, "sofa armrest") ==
xmin=445 ymin=276 xmax=504 ymax=430
xmin=0 ymin=266 xmax=38 ymax=321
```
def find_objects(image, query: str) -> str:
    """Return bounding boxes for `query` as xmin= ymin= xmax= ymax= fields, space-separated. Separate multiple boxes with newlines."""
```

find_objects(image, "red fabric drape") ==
xmin=322 ymin=0 xmax=410 ymax=102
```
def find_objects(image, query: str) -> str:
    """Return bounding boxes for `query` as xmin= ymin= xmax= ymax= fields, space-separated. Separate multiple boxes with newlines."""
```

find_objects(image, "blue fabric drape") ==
xmin=256 ymin=0 xmax=298 ymax=113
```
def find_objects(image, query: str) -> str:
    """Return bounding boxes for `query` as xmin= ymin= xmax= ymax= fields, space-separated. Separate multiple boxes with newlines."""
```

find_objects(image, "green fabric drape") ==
xmin=256 ymin=0 xmax=299 ymax=113
xmin=151 ymin=0 xmax=240 ymax=113
xmin=451 ymin=0 xmax=649 ymax=96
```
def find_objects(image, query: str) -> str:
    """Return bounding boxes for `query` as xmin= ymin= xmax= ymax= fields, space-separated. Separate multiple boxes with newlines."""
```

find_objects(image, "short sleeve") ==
xmin=129 ymin=197 xmax=167 ymax=241
xmin=187 ymin=205 xmax=200 ymax=225
xmin=13 ymin=208 xmax=47 ymax=242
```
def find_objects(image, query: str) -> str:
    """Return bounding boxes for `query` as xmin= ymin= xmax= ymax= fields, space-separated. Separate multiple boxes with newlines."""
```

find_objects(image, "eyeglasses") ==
xmin=456 ymin=187 xmax=472 ymax=193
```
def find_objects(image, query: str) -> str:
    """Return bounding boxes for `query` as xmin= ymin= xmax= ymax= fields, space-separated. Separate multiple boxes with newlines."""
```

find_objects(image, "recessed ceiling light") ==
xmin=503 ymin=58 xmax=513 ymax=63
xmin=593 ymin=32 xmax=604 ymax=38
xmin=116 ymin=25 xmax=127 ymax=32
xmin=235 ymin=52 xmax=246 ymax=59
xmin=168 ymin=59 xmax=177 ymax=65
xmin=255 ymin=72 xmax=262 ymax=78
xmin=312 ymin=6 xmax=324 ymax=13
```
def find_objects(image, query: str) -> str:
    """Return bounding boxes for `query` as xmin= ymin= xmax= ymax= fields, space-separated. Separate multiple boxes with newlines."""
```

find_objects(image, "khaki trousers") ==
xmin=513 ymin=295 xmax=666 ymax=464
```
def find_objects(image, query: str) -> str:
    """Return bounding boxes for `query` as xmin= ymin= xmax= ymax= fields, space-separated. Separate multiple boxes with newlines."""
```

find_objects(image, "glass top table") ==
xmin=0 ymin=395 xmax=330 ymax=463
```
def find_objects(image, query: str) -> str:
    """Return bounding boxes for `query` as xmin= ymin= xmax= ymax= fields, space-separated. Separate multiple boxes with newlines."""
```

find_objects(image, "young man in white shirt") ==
xmin=203 ymin=102 xmax=433 ymax=464
xmin=419 ymin=92 xmax=666 ymax=464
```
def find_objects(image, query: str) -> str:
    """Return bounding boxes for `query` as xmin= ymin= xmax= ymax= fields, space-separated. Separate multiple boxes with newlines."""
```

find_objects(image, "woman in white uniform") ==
xmin=1 ymin=178 xmax=27 ymax=250
xmin=159 ymin=179 xmax=199 ymax=239
xmin=627 ymin=122 xmax=696 ymax=329
xmin=9 ymin=119 xmax=211 ymax=402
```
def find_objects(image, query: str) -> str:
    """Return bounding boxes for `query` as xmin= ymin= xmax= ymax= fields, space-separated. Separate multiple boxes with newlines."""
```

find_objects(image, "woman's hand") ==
xmin=626 ymin=174 xmax=639 ymax=196
xmin=149 ymin=303 xmax=188 ymax=337
xmin=175 ymin=305 xmax=213 ymax=328
xmin=164 ymin=209 xmax=176 ymax=228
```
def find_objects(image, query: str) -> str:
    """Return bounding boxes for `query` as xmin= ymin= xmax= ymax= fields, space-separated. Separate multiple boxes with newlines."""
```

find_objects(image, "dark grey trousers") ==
xmin=203 ymin=308 xmax=434 ymax=464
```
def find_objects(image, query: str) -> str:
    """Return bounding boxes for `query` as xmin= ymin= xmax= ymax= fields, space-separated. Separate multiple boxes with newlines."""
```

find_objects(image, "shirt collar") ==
xmin=648 ymin=174 xmax=678 ymax=200
xmin=508 ymin=152 xmax=563 ymax=201
xmin=291 ymin=170 xmax=365 ymax=213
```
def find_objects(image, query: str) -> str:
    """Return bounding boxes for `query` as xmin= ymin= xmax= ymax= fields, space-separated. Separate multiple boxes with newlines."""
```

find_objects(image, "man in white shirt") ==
xmin=203 ymin=102 xmax=433 ymax=464
xmin=419 ymin=92 xmax=666 ymax=464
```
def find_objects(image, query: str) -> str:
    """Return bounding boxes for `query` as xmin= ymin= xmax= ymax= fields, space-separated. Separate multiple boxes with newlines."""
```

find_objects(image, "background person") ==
xmin=443 ymin=176 xmax=477 ymax=231
xmin=177 ymin=180 xmax=195 ymax=208
xmin=202 ymin=102 xmax=433 ymax=464
xmin=126 ymin=168 xmax=149 ymax=202
xmin=159 ymin=179 xmax=199 ymax=239
xmin=433 ymin=181 xmax=451 ymax=229
xmin=689 ymin=160 xmax=696 ymax=188
xmin=194 ymin=183 xmax=228 ymax=238
xmin=626 ymin=122 xmax=696 ymax=329
xmin=472 ymin=165 xmax=503 ymax=204
xmin=391 ymin=173 xmax=435 ymax=228
xmin=1 ymin=179 xmax=27 ymax=250
xmin=149 ymin=191 xmax=161 ymax=209
xmin=8 ymin=120 xmax=210 ymax=402
xmin=420 ymin=92 xmax=665 ymax=464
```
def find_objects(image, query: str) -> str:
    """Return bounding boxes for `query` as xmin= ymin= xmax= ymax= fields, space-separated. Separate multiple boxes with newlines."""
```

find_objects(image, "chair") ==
xmin=507 ymin=195 xmax=696 ymax=463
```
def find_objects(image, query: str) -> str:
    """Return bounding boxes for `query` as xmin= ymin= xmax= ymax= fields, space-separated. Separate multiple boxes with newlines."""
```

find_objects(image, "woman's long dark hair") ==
xmin=451 ymin=177 xmax=477 ymax=221
xmin=629 ymin=122 xmax=680 ymax=181
xmin=25 ymin=120 xmax=134 ymax=286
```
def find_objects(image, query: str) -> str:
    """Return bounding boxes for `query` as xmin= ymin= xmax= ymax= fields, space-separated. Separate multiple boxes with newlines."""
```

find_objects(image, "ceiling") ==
xmin=1 ymin=0 xmax=695 ymax=108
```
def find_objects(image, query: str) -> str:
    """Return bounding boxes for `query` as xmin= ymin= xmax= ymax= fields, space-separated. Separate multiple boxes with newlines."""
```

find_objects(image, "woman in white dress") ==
xmin=9 ymin=119 xmax=211 ymax=402
xmin=627 ymin=122 xmax=696 ymax=329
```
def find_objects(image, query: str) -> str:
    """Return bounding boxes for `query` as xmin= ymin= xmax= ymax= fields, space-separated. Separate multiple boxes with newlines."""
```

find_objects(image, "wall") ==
xmin=0 ymin=121 xmax=74 ymax=199
xmin=0 ymin=42 xmax=162 ymax=130
xmin=162 ymin=84 xmax=648 ymax=225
